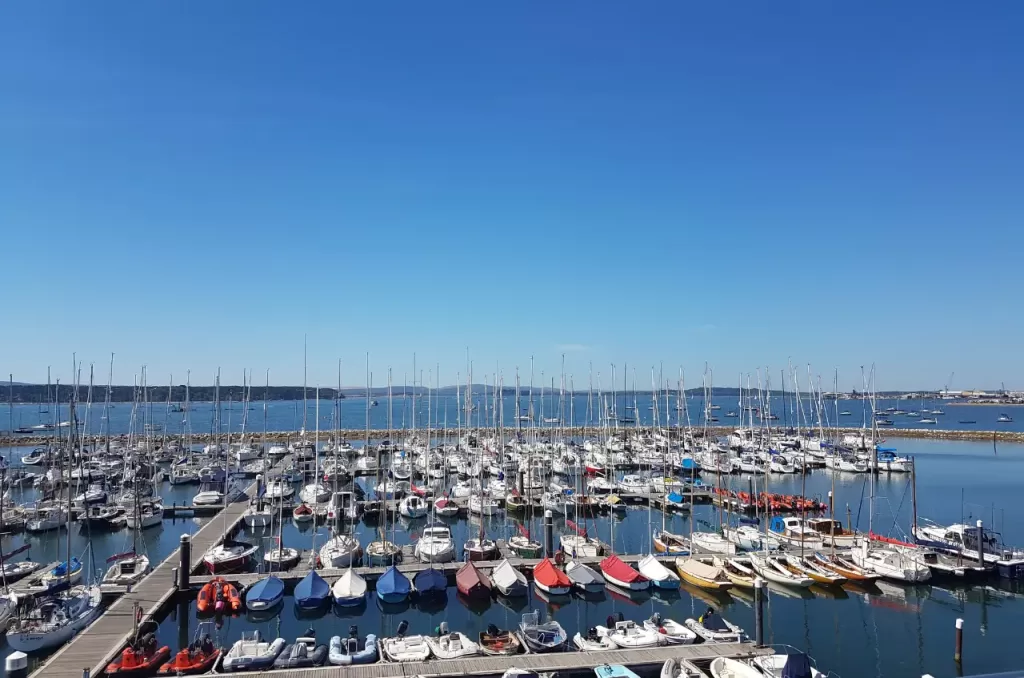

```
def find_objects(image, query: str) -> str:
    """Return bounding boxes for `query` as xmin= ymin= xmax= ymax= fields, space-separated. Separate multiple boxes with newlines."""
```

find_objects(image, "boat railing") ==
xmin=758 ymin=644 xmax=841 ymax=677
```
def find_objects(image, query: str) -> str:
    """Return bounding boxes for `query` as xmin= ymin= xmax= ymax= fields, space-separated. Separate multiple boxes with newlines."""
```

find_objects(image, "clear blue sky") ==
xmin=2 ymin=1 xmax=1022 ymax=390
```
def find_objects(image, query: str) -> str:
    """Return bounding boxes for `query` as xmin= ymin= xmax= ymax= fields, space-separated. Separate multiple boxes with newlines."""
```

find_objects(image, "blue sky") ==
xmin=2 ymin=1 xmax=1022 ymax=390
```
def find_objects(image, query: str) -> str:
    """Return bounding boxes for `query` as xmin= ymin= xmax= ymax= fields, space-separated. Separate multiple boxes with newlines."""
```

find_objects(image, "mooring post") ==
xmin=954 ymin=618 xmax=964 ymax=662
xmin=976 ymin=520 xmax=985 ymax=567
xmin=518 ymin=470 xmax=525 ymax=495
xmin=178 ymin=534 xmax=191 ymax=591
xmin=754 ymin=577 xmax=765 ymax=646
xmin=828 ymin=490 xmax=833 ymax=515
xmin=544 ymin=510 xmax=554 ymax=558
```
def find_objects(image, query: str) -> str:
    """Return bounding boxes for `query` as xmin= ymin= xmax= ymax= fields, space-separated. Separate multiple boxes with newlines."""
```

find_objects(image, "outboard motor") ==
xmin=438 ymin=621 xmax=449 ymax=636
xmin=396 ymin=620 xmax=409 ymax=638
xmin=487 ymin=624 xmax=500 ymax=636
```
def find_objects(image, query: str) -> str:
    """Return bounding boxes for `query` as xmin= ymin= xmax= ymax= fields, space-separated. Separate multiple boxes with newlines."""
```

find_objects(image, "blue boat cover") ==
xmin=594 ymin=665 xmax=640 ymax=678
xmin=413 ymin=567 xmax=446 ymax=595
xmin=377 ymin=566 xmax=411 ymax=598
xmin=247 ymin=575 xmax=285 ymax=605
xmin=680 ymin=459 xmax=696 ymax=470
xmin=667 ymin=492 xmax=684 ymax=504
xmin=781 ymin=653 xmax=813 ymax=678
xmin=294 ymin=570 xmax=330 ymax=607
xmin=51 ymin=557 xmax=81 ymax=577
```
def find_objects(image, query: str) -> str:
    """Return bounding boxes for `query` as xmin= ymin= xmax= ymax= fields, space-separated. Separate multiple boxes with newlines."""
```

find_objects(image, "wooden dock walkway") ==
xmin=30 ymin=457 xmax=294 ymax=678
xmin=218 ymin=642 xmax=767 ymax=678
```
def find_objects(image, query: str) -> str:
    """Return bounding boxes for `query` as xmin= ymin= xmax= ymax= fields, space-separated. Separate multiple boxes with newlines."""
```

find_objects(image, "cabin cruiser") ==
xmin=913 ymin=519 xmax=1024 ymax=578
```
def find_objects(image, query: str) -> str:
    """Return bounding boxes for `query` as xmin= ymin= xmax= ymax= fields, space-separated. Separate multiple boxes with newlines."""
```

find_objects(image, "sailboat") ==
xmin=600 ymin=554 xmax=650 ymax=591
xmin=491 ymin=559 xmax=528 ymax=597
xmin=533 ymin=557 xmax=571 ymax=595
xmin=377 ymin=566 xmax=411 ymax=603
xmin=331 ymin=569 xmax=367 ymax=606
xmin=103 ymin=489 xmax=151 ymax=586
xmin=456 ymin=561 xmax=493 ymax=598
xmin=637 ymin=555 xmax=680 ymax=589
xmin=565 ymin=559 xmax=605 ymax=593
xmin=412 ymin=568 xmax=447 ymax=598
xmin=245 ymin=575 xmax=285 ymax=611
xmin=294 ymin=570 xmax=330 ymax=609
xmin=365 ymin=367 xmax=401 ymax=567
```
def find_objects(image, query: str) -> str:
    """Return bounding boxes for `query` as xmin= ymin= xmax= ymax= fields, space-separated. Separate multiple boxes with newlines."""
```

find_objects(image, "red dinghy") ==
xmin=456 ymin=561 xmax=493 ymax=598
xmin=532 ymin=557 xmax=571 ymax=595
xmin=600 ymin=554 xmax=650 ymax=591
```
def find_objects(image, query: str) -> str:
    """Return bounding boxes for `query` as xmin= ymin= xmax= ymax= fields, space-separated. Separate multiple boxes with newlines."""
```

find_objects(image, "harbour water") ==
xmin=5 ymin=395 xmax=1024 ymax=437
xmin=2 ymin=435 xmax=1023 ymax=677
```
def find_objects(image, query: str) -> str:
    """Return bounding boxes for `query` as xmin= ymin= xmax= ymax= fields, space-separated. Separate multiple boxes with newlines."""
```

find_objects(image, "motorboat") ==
xmin=491 ymin=559 xmax=528 ymax=597
xmin=242 ymin=501 xmax=273 ymax=529
xmin=221 ymin=631 xmax=286 ymax=671
xmin=637 ymin=554 xmax=680 ymax=589
xmin=684 ymin=611 xmax=745 ymax=643
xmin=328 ymin=630 xmax=378 ymax=665
xmin=105 ymin=639 xmax=171 ymax=675
xmin=913 ymin=519 xmax=1024 ymax=577
xmin=751 ymin=652 xmax=824 ymax=677
xmin=265 ymin=478 xmax=295 ymax=501
xmin=573 ymin=627 xmax=616 ymax=651
xmin=245 ymin=575 xmax=285 ymax=611
xmin=604 ymin=619 xmax=662 ymax=648
xmin=600 ymin=554 xmax=650 ymax=590
xmin=273 ymin=631 xmax=328 ymax=668
xmin=196 ymin=577 xmax=241 ymax=615
xmin=158 ymin=642 xmax=221 ymax=675
xmin=414 ymin=524 xmax=456 ymax=563
xmin=202 ymin=540 xmax=258 ymax=573
xmin=519 ymin=611 xmax=567 ymax=652
xmin=425 ymin=624 xmax=480 ymax=659
xmin=675 ymin=558 xmax=731 ymax=590
xmin=643 ymin=614 xmax=697 ymax=645
xmin=566 ymin=560 xmax=605 ymax=593
xmin=768 ymin=517 xmax=823 ymax=550
xmin=300 ymin=483 xmax=330 ymax=504
xmin=708 ymin=657 xmax=762 ymax=678
xmin=332 ymin=569 xmax=367 ymax=606
xmin=533 ymin=558 xmax=571 ymax=595
xmin=723 ymin=524 xmax=779 ymax=552
xmin=381 ymin=621 xmax=432 ymax=662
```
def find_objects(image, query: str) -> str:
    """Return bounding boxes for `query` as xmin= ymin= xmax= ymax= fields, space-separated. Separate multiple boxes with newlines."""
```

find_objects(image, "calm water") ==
xmin=3 ymin=438 xmax=1024 ymax=677
xmin=5 ymin=396 xmax=1023 ymax=437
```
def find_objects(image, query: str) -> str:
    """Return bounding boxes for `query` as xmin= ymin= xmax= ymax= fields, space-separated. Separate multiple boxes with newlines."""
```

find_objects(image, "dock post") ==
xmin=954 ymin=618 xmax=964 ymax=662
xmin=518 ymin=470 xmax=525 ymax=495
xmin=976 ymin=520 xmax=985 ymax=567
xmin=828 ymin=490 xmax=833 ymax=515
xmin=753 ymin=577 xmax=765 ymax=646
xmin=178 ymin=534 xmax=191 ymax=590
xmin=544 ymin=510 xmax=554 ymax=558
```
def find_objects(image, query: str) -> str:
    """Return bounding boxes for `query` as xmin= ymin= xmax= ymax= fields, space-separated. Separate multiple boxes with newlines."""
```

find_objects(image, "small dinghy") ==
xmin=158 ymin=641 xmax=221 ymax=675
xmin=572 ymin=626 xmax=616 ymax=651
xmin=643 ymin=613 xmax=697 ymax=645
xmin=456 ymin=561 xmax=493 ymax=598
xmin=709 ymin=657 xmax=763 ymax=678
xmin=479 ymin=624 xmax=523 ymax=656
xmin=273 ymin=630 xmax=328 ymax=668
xmin=491 ymin=559 xmax=528 ymax=597
xmin=425 ymin=622 xmax=480 ymax=659
xmin=196 ymin=577 xmax=242 ymax=615
xmin=221 ymin=631 xmax=286 ymax=672
xmin=412 ymin=567 xmax=447 ymax=597
xmin=637 ymin=555 xmax=680 ymax=589
xmin=595 ymin=666 xmax=642 ymax=678
xmin=294 ymin=570 xmax=331 ymax=609
xmin=245 ymin=575 xmax=285 ymax=611
xmin=675 ymin=557 xmax=732 ymax=590
xmin=329 ymin=627 xmax=378 ymax=665
xmin=518 ymin=610 xmax=567 ymax=653
xmin=533 ymin=557 xmax=571 ymax=595
xmin=105 ymin=635 xmax=171 ymax=676
xmin=684 ymin=610 xmax=745 ymax=643
xmin=332 ymin=569 xmax=367 ymax=606
xmin=377 ymin=566 xmax=411 ymax=603
xmin=292 ymin=503 xmax=315 ymax=523
xmin=566 ymin=560 xmax=605 ymax=593
xmin=381 ymin=620 xmax=432 ymax=662
xmin=40 ymin=558 xmax=83 ymax=587
xmin=600 ymin=554 xmax=650 ymax=591
xmin=604 ymin=618 xmax=662 ymax=649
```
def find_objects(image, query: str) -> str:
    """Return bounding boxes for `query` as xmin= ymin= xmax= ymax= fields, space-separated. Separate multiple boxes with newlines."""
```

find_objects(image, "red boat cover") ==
xmin=456 ymin=561 xmax=492 ymax=596
xmin=600 ymin=554 xmax=648 ymax=583
xmin=533 ymin=557 xmax=570 ymax=588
